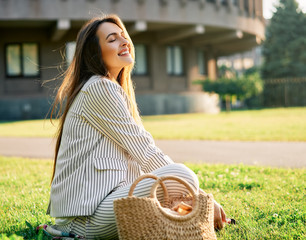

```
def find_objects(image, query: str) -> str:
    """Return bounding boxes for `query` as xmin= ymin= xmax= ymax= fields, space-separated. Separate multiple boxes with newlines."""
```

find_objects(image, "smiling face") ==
xmin=96 ymin=22 xmax=133 ymax=80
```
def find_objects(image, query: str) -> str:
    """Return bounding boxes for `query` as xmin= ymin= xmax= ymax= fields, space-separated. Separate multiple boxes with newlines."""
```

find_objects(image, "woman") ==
xmin=46 ymin=14 xmax=226 ymax=239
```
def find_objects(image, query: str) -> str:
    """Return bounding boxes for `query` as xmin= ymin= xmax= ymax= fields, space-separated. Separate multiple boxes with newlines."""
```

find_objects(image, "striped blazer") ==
xmin=47 ymin=76 xmax=173 ymax=217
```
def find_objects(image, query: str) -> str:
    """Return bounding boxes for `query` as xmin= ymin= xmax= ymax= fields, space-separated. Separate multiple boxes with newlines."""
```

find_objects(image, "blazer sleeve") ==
xmin=82 ymin=78 xmax=173 ymax=173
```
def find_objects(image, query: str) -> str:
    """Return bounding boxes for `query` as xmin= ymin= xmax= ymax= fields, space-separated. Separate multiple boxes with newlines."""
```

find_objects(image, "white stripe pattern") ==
xmin=53 ymin=163 xmax=200 ymax=239
xmin=48 ymin=75 xmax=173 ymax=218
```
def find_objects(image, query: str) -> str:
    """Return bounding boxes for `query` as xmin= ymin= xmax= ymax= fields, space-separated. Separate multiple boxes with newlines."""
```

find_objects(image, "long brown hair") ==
xmin=50 ymin=14 xmax=141 ymax=182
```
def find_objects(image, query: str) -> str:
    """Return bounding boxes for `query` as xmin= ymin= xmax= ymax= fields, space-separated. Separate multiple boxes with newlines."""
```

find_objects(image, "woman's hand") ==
xmin=214 ymin=200 xmax=227 ymax=230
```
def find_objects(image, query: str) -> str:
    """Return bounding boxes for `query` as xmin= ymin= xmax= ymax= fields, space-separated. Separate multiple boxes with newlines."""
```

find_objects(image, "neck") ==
xmin=108 ymin=68 xmax=121 ymax=82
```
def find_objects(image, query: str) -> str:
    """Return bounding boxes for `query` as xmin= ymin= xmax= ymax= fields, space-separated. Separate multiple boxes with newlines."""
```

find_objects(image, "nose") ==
xmin=120 ymin=36 xmax=129 ymax=46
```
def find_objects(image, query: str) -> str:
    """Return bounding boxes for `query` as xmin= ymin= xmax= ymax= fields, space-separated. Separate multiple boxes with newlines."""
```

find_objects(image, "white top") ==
xmin=48 ymin=75 xmax=173 ymax=218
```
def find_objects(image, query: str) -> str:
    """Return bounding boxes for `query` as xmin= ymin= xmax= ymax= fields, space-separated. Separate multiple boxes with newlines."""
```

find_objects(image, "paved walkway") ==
xmin=0 ymin=137 xmax=305 ymax=168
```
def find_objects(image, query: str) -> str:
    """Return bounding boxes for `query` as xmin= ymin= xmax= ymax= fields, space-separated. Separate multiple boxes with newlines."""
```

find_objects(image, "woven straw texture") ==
xmin=114 ymin=174 xmax=216 ymax=240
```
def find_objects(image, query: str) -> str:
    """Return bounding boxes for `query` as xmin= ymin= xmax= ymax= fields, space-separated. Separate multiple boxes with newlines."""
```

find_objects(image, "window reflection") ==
xmin=5 ymin=43 xmax=39 ymax=77
xmin=167 ymin=46 xmax=184 ymax=75
xmin=134 ymin=44 xmax=148 ymax=75
xmin=23 ymin=43 xmax=39 ymax=76
xmin=6 ymin=44 xmax=21 ymax=76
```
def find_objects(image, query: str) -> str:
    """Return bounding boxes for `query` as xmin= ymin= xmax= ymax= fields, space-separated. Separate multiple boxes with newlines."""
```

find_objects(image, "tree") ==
xmin=262 ymin=0 xmax=306 ymax=78
xmin=196 ymin=70 xmax=263 ymax=112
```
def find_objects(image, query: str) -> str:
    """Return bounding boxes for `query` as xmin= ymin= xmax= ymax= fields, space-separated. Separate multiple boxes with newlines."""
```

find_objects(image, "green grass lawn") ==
xmin=0 ymin=107 xmax=306 ymax=141
xmin=0 ymin=156 xmax=305 ymax=239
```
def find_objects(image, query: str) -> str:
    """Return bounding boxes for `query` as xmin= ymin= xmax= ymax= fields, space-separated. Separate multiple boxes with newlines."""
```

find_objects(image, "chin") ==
xmin=122 ymin=58 xmax=134 ymax=66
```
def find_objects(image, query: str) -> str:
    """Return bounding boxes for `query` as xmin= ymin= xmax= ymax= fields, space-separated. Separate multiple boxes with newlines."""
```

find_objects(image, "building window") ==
xmin=167 ymin=46 xmax=184 ymax=75
xmin=66 ymin=41 xmax=76 ymax=66
xmin=133 ymin=44 xmax=148 ymax=75
xmin=5 ymin=43 xmax=39 ymax=77
xmin=197 ymin=50 xmax=206 ymax=75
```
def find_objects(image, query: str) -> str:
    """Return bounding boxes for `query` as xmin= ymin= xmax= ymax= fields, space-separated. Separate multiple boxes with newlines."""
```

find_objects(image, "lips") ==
xmin=118 ymin=49 xmax=130 ymax=56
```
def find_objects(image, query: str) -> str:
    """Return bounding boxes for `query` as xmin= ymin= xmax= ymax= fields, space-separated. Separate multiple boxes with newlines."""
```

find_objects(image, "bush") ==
xmin=195 ymin=72 xmax=264 ymax=110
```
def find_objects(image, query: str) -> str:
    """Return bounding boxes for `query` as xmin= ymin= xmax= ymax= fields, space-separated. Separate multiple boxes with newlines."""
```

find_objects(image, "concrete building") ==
xmin=0 ymin=0 xmax=265 ymax=120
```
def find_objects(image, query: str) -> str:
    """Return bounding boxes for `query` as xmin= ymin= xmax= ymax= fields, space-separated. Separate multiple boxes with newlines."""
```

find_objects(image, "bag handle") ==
xmin=150 ymin=175 xmax=200 ymax=221
xmin=128 ymin=174 xmax=169 ymax=203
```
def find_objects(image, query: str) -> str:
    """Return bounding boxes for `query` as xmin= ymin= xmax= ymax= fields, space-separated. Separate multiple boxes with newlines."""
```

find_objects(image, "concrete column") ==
xmin=186 ymin=48 xmax=198 ymax=91
xmin=228 ymin=0 xmax=234 ymax=10
xmin=248 ymin=0 xmax=254 ymax=17
xmin=259 ymin=0 xmax=264 ymax=21
xmin=150 ymin=44 xmax=167 ymax=91
xmin=239 ymin=0 xmax=244 ymax=14
xmin=254 ymin=0 xmax=259 ymax=18
xmin=207 ymin=50 xmax=218 ymax=80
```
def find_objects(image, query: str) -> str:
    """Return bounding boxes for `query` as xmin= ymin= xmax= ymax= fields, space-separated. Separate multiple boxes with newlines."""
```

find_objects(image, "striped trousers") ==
xmin=53 ymin=163 xmax=199 ymax=239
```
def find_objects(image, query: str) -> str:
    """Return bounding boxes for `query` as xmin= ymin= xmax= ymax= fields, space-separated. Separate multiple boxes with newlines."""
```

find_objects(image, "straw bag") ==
xmin=113 ymin=174 xmax=216 ymax=240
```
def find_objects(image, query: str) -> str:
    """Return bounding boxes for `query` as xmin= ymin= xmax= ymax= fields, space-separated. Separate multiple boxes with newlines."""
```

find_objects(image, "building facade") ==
xmin=0 ymin=0 xmax=265 ymax=120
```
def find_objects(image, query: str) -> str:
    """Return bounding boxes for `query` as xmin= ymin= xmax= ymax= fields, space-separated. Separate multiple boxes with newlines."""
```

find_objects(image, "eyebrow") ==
xmin=105 ymin=31 xmax=124 ymax=40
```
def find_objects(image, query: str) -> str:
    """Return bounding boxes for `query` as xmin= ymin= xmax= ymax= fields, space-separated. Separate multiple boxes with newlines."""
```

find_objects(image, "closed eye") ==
xmin=108 ymin=36 xmax=128 ymax=43
xmin=107 ymin=36 xmax=127 ymax=44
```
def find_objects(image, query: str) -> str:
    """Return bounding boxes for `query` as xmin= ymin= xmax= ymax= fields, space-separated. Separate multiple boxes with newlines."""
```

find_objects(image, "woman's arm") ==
xmin=82 ymin=78 xmax=173 ymax=173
